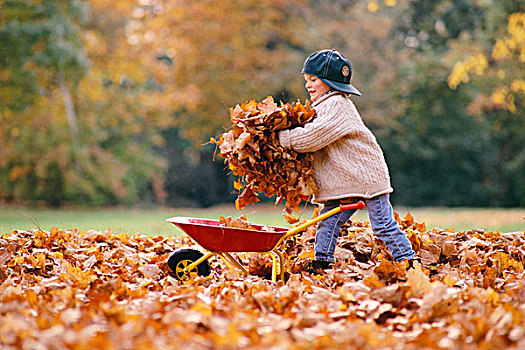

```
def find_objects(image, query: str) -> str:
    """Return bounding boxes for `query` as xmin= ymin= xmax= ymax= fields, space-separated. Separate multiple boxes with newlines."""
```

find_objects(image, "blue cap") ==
xmin=302 ymin=49 xmax=361 ymax=96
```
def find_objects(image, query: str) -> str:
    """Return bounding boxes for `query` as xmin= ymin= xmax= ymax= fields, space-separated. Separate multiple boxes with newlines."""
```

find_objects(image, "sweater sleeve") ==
xmin=278 ymin=129 xmax=292 ymax=149
xmin=279 ymin=97 xmax=357 ymax=153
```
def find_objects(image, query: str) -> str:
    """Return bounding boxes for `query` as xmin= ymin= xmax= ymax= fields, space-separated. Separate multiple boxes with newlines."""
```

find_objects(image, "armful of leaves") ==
xmin=211 ymin=96 xmax=318 ymax=214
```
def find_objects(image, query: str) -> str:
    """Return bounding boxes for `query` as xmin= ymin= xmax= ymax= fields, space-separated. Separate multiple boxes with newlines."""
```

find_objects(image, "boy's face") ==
xmin=304 ymin=73 xmax=331 ymax=102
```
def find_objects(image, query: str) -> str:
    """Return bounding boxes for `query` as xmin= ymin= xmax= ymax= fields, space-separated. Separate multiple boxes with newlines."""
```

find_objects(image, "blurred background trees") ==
xmin=1 ymin=0 xmax=523 ymax=208
xmin=385 ymin=0 xmax=524 ymax=207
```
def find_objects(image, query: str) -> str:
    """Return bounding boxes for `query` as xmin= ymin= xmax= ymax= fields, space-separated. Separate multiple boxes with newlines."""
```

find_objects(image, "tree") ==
xmin=2 ymin=0 xmax=522 ymax=207
xmin=0 ymin=0 xmax=168 ymax=206
xmin=123 ymin=0 xmax=313 ymax=143
xmin=384 ymin=0 xmax=524 ymax=206
xmin=0 ymin=0 xmax=89 ymax=205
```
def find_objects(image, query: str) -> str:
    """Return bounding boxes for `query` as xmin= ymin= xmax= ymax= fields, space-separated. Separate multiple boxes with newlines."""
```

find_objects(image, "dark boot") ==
xmin=309 ymin=260 xmax=333 ymax=275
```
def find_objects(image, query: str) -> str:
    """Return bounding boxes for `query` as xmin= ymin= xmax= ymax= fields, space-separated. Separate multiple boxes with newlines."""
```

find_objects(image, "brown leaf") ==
xmin=138 ymin=264 xmax=163 ymax=280
xmin=214 ymin=96 xmax=317 ymax=212
xmin=406 ymin=262 xmax=431 ymax=296
xmin=420 ymin=244 xmax=441 ymax=264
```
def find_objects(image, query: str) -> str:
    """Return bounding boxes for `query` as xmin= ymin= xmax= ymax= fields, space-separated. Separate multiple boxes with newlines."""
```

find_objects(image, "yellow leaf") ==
xmin=404 ymin=212 xmax=414 ymax=226
xmin=443 ymin=226 xmax=455 ymax=233
xmin=117 ymin=232 xmax=129 ymax=244
xmin=364 ymin=274 xmax=385 ymax=288
xmin=298 ymin=249 xmax=315 ymax=259
xmin=233 ymin=179 xmax=243 ymax=190
xmin=484 ymin=287 xmax=501 ymax=306
xmin=442 ymin=273 xmax=456 ymax=287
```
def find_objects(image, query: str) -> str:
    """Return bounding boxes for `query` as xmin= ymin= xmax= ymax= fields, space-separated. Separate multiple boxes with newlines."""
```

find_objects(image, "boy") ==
xmin=279 ymin=49 xmax=415 ymax=273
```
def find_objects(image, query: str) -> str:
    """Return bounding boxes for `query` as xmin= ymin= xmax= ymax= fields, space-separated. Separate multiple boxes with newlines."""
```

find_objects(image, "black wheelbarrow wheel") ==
xmin=167 ymin=249 xmax=211 ymax=281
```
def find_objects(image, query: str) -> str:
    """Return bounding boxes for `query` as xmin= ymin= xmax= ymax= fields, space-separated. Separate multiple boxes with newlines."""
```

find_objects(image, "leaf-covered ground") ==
xmin=1 ymin=214 xmax=524 ymax=350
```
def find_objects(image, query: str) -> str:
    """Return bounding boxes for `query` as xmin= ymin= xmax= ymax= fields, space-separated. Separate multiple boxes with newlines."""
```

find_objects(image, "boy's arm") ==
xmin=279 ymin=100 xmax=356 ymax=153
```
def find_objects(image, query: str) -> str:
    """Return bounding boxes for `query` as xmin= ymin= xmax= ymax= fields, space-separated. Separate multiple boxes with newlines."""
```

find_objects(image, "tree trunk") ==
xmin=60 ymin=78 xmax=81 ymax=171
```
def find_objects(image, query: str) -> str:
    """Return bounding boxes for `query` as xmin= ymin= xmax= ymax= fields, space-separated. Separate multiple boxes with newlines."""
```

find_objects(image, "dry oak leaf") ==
xmin=211 ymin=96 xmax=317 ymax=213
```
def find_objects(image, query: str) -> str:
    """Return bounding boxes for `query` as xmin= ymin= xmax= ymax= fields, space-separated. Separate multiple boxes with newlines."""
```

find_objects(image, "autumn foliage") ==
xmin=1 ymin=1 xmax=523 ymax=207
xmin=1 ymin=214 xmax=524 ymax=349
xmin=212 ymin=97 xmax=318 ymax=213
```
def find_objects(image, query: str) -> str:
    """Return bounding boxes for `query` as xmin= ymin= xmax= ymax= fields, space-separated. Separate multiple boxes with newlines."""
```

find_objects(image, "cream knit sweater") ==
xmin=279 ymin=91 xmax=393 ymax=203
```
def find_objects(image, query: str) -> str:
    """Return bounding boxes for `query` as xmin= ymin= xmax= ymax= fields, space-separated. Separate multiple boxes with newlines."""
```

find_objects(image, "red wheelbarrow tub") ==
xmin=166 ymin=217 xmax=289 ymax=252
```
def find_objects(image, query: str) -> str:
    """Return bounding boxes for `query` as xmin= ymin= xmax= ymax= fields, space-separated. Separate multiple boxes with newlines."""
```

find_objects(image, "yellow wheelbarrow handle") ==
xmin=271 ymin=200 xmax=366 ymax=250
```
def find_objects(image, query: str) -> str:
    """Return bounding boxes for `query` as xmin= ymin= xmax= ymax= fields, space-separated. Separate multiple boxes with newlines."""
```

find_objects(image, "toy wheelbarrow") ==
xmin=166 ymin=201 xmax=365 ymax=282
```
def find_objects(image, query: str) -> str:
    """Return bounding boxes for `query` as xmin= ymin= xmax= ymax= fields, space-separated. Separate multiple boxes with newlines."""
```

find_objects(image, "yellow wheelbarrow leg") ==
xmin=215 ymin=252 xmax=235 ymax=270
xmin=181 ymin=250 xmax=282 ymax=281
xmin=260 ymin=251 xmax=278 ymax=282
xmin=222 ymin=252 xmax=249 ymax=276
xmin=260 ymin=251 xmax=283 ymax=282
xmin=273 ymin=250 xmax=285 ymax=281
xmin=202 ymin=252 xmax=248 ymax=276
xmin=271 ymin=252 xmax=278 ymax=282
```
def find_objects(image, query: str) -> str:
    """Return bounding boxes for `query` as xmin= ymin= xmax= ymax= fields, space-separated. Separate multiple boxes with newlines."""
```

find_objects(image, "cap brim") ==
xmin=320 ymin=78 xmax=362 ymax=96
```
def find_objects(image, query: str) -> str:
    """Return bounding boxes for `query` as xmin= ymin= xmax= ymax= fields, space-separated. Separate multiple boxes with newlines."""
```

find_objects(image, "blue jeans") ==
xmin=314 ymin=194 xmax=415 ymax=262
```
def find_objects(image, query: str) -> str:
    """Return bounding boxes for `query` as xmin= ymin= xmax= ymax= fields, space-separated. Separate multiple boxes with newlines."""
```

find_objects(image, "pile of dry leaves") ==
xmin=1 ymin=213 xmax=523 ymax=349
xmin=211 ymin=97 xmax=317 ymax=213
xmin=218 ymin=215 xmax=259 ymax=231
